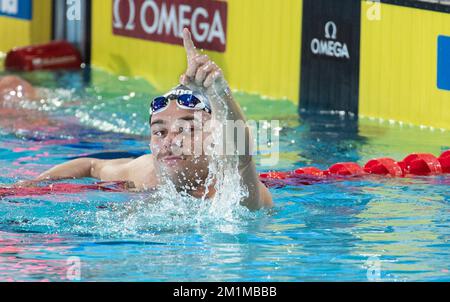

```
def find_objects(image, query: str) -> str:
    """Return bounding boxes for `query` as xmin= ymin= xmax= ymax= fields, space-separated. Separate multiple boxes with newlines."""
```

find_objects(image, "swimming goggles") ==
xmin=150 ymin=93 xmax=212 ymax=116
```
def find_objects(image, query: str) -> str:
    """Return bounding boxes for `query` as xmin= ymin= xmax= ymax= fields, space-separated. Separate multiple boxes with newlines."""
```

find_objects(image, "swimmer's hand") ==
xmin=180 ymin=27 xmax=249 ymax=155
xmin=179 ymin=27 xmax=246 ymax=123
xmin=179 ymin=28 xmax=230 ymax=97
xmin=12 ymin=179 xmax=41 ymax=188
xmin=179 ymin=28 xmax=273 ymax=210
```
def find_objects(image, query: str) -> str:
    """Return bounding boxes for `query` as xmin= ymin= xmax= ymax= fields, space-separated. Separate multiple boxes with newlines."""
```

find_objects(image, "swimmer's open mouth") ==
xmin=161 ymin=156 xmax=184 ymax=163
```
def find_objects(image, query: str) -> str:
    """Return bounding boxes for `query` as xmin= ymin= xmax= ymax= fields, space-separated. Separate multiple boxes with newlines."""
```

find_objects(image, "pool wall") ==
xmin=90 ymin=0 xmax=302 ymax=104
xmin=0 ymin=0 xmax=52 ymax=53
xmin=0 ymin=0 xmax=449 ymax=129
xmin=300 ymin=0 xmax=450 ymax=130
xmin=359 ymin=1 xmax=450 ymax=130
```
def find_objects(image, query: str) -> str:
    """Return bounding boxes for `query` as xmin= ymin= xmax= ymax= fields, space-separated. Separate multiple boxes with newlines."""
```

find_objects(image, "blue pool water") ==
xmin=0 ymin=70 xmax=449 ymax=281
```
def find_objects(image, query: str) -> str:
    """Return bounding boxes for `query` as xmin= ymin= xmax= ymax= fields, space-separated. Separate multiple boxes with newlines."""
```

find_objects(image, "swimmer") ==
xmin=0 ymin=75 xmax=62 ymax=132
xmin=31 ymin=29 xmax=273 ymax=210
xmin=0 ymin=75 xmax=37 ymax=101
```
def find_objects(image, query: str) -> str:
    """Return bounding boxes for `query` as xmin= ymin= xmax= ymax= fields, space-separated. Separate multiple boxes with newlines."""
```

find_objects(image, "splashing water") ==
xmin=1 ymin=70 xmax=450 ymax=281
xmin=91 ymin=81 xmax=254 ymax=236
xmin=0 ymin=70 xmax=255 ymax=238
xmin=93 ymin=187 xmax=257 ymax=238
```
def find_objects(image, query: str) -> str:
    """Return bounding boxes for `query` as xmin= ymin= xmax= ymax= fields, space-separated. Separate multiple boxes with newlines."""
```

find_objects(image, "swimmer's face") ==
xmin=150 ymin=100 xmax=212 ymax=190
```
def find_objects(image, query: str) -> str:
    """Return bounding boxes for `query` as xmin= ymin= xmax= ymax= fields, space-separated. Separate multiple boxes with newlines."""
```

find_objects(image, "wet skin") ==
xmin=18 ymin=28 xmax=273 ymax=210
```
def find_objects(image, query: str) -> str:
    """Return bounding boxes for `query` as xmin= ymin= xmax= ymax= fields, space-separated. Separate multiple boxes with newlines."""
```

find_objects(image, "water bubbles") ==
xmin=85 ymin=184 xmax=254 ymax=238
xmin=1 ymin=70 xmax=255 ymax=238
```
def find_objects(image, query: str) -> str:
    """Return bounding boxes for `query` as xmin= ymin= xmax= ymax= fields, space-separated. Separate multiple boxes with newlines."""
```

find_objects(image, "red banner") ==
xmin=112 ymin=0 xmax=228 ymax=52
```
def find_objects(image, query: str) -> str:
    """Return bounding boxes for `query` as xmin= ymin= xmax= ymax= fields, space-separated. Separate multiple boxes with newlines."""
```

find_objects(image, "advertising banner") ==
xmin=300 ymin=0 xmax=361 ymax=114
xmin=0 ymin=0 xmax=32 ymax=20
xmin=112 ymin=0 xmax=227 ymax=52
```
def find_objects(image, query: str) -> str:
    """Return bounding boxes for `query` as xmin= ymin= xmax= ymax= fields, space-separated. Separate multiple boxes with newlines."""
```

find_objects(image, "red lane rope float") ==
xmin=401 ymin=153 xmax=443 ymax=175
xmin=438 ymin=150 xmax=450 ymax=173
xmin=364 ymin=158 xmax=404 ymax=177
xmin=260 ymin=150 xmax=450 ymax=188
xmin=0 ymin=150 xmax=449 ymax=197
xmin=294 ymin=167 xmax=326 ymax=177
xmin=0 ymin=182 xmax=129 ymax=199
xmin=329 ymin=162 xmax=366 ymax=176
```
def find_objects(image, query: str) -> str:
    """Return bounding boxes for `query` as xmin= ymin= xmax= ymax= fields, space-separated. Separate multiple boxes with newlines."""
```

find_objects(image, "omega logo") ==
xmin=311 ymin=20 xmax=350 ymax=60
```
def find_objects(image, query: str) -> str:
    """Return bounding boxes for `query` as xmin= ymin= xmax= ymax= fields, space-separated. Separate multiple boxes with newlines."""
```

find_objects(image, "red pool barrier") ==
xmin=259 ymin=172 xmax=290 ymax=180
xmin=364 ymin=158 xmax=404 ymax=177
xmin=400 ymin=153 xmax=442 ymax=176
xmin=439 ymin=150 xmax=450 ymax=173
xmin=294 ymin=167 xmax=326 ymax=177
xmin=0 ymin=182 xmax=128 ymax=199
xmin=328 ymin=162 xmax=366 ymax=176
xmin=259 ymin=150 xmax=450 ymax=188
xmin=5 ymin=41 xmax=82 ymax=71
xmin=1 ymin=150 xmax=449 ymax=197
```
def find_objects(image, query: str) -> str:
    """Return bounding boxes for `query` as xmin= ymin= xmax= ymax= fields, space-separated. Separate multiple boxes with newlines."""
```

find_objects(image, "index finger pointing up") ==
xmin=183 ymin=28 xmax=198 ymax=59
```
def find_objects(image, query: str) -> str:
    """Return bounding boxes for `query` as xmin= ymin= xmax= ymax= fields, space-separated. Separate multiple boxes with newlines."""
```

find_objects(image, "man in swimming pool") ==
xmin=28 ymin=29 xmax=272 ymax=210
xmin=0 ymin=75 xmax=37 ymax=101
xmin=0 ymin=75 xmax=64 ymax=132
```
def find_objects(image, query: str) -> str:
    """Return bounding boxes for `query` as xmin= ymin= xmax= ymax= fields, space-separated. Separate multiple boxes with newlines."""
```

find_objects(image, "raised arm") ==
xmin=179 ymin=28 xmax=272 ymax=209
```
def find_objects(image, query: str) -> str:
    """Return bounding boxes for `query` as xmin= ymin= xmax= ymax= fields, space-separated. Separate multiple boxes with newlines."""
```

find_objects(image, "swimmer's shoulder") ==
xmin=124 ymin=154 xmax=155 ymax=174
xmin=125 ymin=154 xmax=158 ymax=190
xmin=127 ymin=154 xmax=154 ymax=167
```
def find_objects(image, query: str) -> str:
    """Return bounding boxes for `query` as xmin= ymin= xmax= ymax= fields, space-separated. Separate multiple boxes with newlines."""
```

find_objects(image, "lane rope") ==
xmin=1 ymin=150 xmax=448 ymax=197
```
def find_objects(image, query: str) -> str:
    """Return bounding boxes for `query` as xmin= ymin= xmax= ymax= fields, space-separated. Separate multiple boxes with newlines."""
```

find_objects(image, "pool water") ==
xmin=0 ymin=69 xmax=449 ymax=282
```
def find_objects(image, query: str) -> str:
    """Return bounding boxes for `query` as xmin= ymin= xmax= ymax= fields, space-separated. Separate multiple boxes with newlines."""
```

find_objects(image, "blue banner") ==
xmin=438 ymin=35 xmax=450 ymax=91
xmin=0 ymin=0 xmax=33 ymax=20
